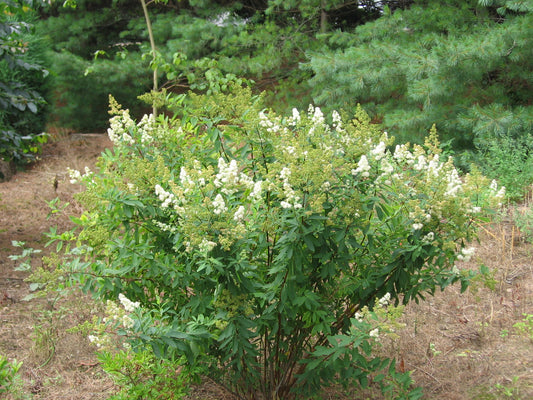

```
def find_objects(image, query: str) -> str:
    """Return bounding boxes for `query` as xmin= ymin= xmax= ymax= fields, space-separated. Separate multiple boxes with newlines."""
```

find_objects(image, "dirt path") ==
xmin=0 ymin=135 xmax=115 ymax=399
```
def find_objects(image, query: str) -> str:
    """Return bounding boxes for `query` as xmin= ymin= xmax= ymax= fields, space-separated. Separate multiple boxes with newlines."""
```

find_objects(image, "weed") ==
xmin=513 ymin=206 xmax=533 ymax=244
xmin=494 ymin=376 xmax=522 ymax=398
xmin=0 ymin=355 xmax=23 ymax=396
xmin=97 ymin=350 xmax=194 ymax=400
xmin=8 ymin=241 xmax=42 ymax=273
xmin=513 ymin=314 xmax=533 ymax=342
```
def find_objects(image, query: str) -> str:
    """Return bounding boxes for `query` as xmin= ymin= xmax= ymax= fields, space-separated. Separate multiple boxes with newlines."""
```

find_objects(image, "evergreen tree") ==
xmin=304 ymin=0 xmax=533 ymax=150
xmin=35 ymin=0 xmax=384 ymax=128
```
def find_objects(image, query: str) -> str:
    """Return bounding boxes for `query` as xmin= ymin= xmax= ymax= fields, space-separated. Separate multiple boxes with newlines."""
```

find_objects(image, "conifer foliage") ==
xmin=305 ymin=0 xmax=533 ymax=150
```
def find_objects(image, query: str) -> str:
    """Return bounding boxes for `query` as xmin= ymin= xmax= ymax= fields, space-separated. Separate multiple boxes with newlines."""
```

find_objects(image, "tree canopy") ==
xmin=305 ymin=0 xmax=533 ymax=149
xmin=35 ymin=0 xmax=532 ymax=152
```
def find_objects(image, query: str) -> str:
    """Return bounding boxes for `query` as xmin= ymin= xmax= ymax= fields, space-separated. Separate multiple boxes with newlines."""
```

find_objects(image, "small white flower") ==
xmin=380 ymin=159 xmax=394 ymax=175
xmin=422 ymin=232 xmax=435 ymax=243
xmin=457 ymin=247 xmax=475 ymax=262
xmin=452 ymin=265 xmax=461 ymax=275
xmin=122 ymin=315 xmax=135 ymax=329
xmin=212 ymin=193 xmax=228 ymax=215
xmin=199 ymin=238 xmax=217 ymax=253
xmin=67 ymin=168 xmax=82 ymax=184
xmin=353 ymin=155 xmax=371 ymax=177
xmin=378 ymin=292 xmax=391 ymax=307
xmin=332 ymin=110 xmax=342 ymax=125
xmin=371 ymin=141 xmax=386 ymax=161
xmin=118 ymin=293 xmax=140 ymax=313
xmin=280 ymin=201 xmax=292 ymax=209
xmin=279 ymin=167 xmax=291 ymax=180
xmin=233 ymin=205 xmax=245 ymax=222
xmin=369 ymin=328 xmax=380 ymax=338
xmin=250 ymin=180 xmax=262 ymax=200
xmin=291 ymin=108 xmax=301 ymax=123
xmin=354 ymin=312 xmax=363 ymax=322
xmin=155 ymin=184 xmax=176 ymax=209
xmin=412 ymin=223 xmax=424 ymax=230
xmin=285 ymin=146 xmax=296 ymax=155
xmin=414 ymin=155 xmax=427 ymax=171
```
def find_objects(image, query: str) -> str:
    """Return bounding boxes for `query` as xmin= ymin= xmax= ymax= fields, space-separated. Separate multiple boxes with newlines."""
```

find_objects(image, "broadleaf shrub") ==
xmin=1 ymin=1 xmax=50 ymax=165
xmin=52 ymin=88 xmax=504 ymax=399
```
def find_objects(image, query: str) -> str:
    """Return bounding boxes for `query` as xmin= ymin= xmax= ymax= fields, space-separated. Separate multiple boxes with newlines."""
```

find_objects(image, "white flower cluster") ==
xmin=287 ymin=108 xmax=301 ymax=126
xmin=153 ymin=220 xmax=177 ymax=233
xmin=332 ymin=110 xmax=344 ymax=133
xmin=422 ymin=231 xmax=435 ymax=243
xmin=352 ymin=155 xmax=371 ymax=178
xmin=233 ymin=205 xmax=246 ymax=222
xmin=393 ymin=144 xmax=415 ymax=164
xmin=250 ymin=180 xmax=263 ymax=200
xmin=369 ymin=328 xmax=380 ymax=339
xmin=457 ymin=246 xmax=476 ymax=262
xmin=279 ymin=167 xmax=302 ymax=209
xmin=180 ymin=167 xmax=195 ymax=192
xmin=102 ymin=297 xmax=137 ymax=329
xmin=371 ymin=141 xmax=387 ymax=161
xmin=378 ymin=292 xmax=391 ymax=307
xmin=87 ymin=334 xmax=107 ymax=349
xmin=489 ymin=180 xmax=506 ymax=206
xmin=444 ymin=168 xmax=462 ymax=197
xmin=409 ymin=210 xmax=432 ymax=231
xmin=155 ymin=184 xmax=177 ymax=209
xmin=137 ymin=114 xmax=156 ymax=144
xmin=107 ymin=109 xmax=136 ymax=145
xmin=67 ymin=166 xmax=94 ymax=184
xmin=88 ymin=294 xmax=139 ymax=349
xmin=259 ymin=111 xmax=282 ymax=133
xmin=214 ymin=158 xmax=254 ymax=195
xmin=212 ymin=193 xmax=228 ymax=215
xmin=412 ymin=223 xmax=424 ymax=231
xmin=199 ymin=238 xmax=217 ymax=253
xmin=118 ymin=293 xmax=140 ymax=313
xmin=308 ymin=105 xmax=325 ymax=126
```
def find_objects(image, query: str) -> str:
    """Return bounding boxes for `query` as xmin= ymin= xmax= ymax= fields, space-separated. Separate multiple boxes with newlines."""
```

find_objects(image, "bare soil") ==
xmin=1 ymin=135 xmax=532 ymax=399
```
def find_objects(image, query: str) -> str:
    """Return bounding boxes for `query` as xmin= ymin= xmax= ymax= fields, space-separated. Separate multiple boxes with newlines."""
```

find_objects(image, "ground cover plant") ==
xmin=32 ymin=86 xmax=509 ymax=399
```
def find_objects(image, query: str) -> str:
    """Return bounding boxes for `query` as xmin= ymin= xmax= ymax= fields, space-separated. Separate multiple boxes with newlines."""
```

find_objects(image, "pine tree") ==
xmin=304 ymin=0 xmax=533 ymax=149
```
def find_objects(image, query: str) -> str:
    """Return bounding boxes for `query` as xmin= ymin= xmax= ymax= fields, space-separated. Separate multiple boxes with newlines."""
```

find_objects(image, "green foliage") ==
xmin=0 ymin=354 xmax=23 ymax=395
xmin=513 ymin=205 xmax=533 ymax=244
xmin=513 ymin=313 xmax=533 ymax=342
xmin=8 ymin=240 xmax=42 ymax=272
xmin=46 ymin=87 xmax=504 ymax=399
xmin=304 ymin=0 xmax=533 ymax=150
xmin=35 ymin=0 xmax=386 ymax=127
xmin=44 ymin=49 xmax=150 ymax=131
xmin=98 ymin=350 xmax=192 ymax=400
xmin=1 ymin=0 xmax=50 ymax=164
xmin=475 ymin=132 xmax=533 ymax=200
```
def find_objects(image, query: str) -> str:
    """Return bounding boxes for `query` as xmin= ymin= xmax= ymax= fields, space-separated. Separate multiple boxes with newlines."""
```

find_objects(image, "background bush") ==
xmin=1 ymin=0 xmax=50 ymax=166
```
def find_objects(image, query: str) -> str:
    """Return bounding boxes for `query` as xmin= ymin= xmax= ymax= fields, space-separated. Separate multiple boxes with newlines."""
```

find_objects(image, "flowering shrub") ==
xmin=55 ymin=88 xmax=504 ymax=399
